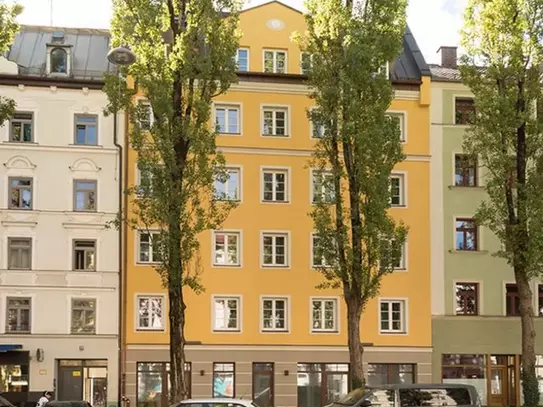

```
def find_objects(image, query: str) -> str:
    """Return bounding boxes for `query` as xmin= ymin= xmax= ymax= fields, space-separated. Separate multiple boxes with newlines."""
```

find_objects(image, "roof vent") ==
xmin=51 ymin=31 xmax=65 ymax=43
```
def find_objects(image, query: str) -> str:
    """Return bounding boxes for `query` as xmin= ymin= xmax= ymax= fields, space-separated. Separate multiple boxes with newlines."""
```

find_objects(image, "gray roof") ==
xmin=429 ymin=64 xmax=462 ymax=82
xmin=392 ymin=25 xmax=431 ymax=81
xmin=6 ymin=25 xmax=116 ymax=80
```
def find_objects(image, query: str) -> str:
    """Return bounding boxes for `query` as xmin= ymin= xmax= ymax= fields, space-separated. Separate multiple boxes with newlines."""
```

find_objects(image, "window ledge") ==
xmin=449 ymin=249 xmax=488 ymax=255
xmin=212 ymin=329 xmax=242 ymax=333
xmin=261 ymin=200 xmax=290 ymax=204
xmin=448 ymin=185 xmax=484 ymax=190
xmin=136 ymin=328 xmax=165 ymax=332
xmin=394 ymin=268 xmax=408 ymax=272
xmin=261 ymin=265 xmax=290 ymax=269
xmin=212 ymin=264 xmax=242 ymax=268
xmin=391 ymin=204 xmax=407 ymax=208
xmin=379 ymin=331 xmax=408 ymax=335
xmin=68 ymin=144 xmax=104 ymax=148
xmin=135 ymin=262 xmax=162 ymax=266
xmin=261 ymin=134 xmax=290 ymax=138
xmin=218 ymin=132 xmax=242 ymax=136
xmin=311 ymin=330 xmax=339 ymax=334
xmin=3 ymin=141 xmax=38 ymax=145
xmin=261 ymin=330 xmax=290 ymax=334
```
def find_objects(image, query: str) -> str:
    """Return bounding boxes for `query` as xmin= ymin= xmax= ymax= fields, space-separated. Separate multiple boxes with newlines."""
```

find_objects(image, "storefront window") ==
xmin=367 ymin=364 xmax=414 ymax=385
xmin=253 ymin=363 xmax=274 ymax=407
xmin=137 ymin=362 xmax=191 ymax=407
xmin=297 ymin=363 xmax=349 ymax=407
xmin=0 ymin=364 xmax=29 ymax=392
xmin=213 ymin=363 xmax=235 ymax=398
xmin=442 ymin=354 xmax=486 ymax=404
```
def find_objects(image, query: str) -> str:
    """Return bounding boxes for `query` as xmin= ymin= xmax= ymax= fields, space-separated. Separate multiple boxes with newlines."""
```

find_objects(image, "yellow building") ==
xmin=122 ymin=2 xmax=432 ymax=407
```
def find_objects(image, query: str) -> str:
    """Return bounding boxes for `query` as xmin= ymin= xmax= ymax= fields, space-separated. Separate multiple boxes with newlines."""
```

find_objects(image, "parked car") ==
xmin=331 ymin=384 xmax=481 ymax=407
xmin=46 ymin=401 xmax=92 ymax=407
xmin=172 ymin=398 xmax=259 ymax=407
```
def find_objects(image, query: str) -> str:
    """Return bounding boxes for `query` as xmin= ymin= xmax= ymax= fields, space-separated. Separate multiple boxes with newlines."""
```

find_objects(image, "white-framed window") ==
xmin=387 ymin=112 xmax=406 ymax=142
xmin=136 ymin=295 xmax=164 ymax=330
xmin=213 ymin=296 xmax=241 ymax=331
xmin=311 ymin=234 xmax=333 ymax=268
xmin=311 ymin=120 xmax=325 ymax=139
xmin=379 ymin=299 xmax=406 ymax=333
xmin=262 ymin=107 xmax=288 ymax=136
xmin=301 ymin=52 xmax=313 ymax=74
xmin=236 ymin=48 xmax=249 ymax=71
xmin=262 ymin=233 xmax=288 ymax=267
xmin=137 ymin=100 xmax=153 ymax=130
xmin=49 ymin=46 xmax=69 ymax=75
xmin=215 ymin=167 xmax=241 ymax=201
xmin=136 ymin=167 xmax=155 ymax=198
xmin=10 ymin=112 xmax=34 ymax=142
xmin=263 ymin=50 xmax=286 ymax=73
xmin=390 ymin=174 xmax=405 ymax=207
xmin=138 ymin=231 xmax=162 ymax=263
xmin=213 ymin=231 xmax=241 ymax=266
xmin=215 ymin=105 xmax=240 ymax=134
xmin=380 ymin=239 xmax=406 ymax=270
xmin=71 ymin=298 xmax=96 ymax=334
xmin=261 ymin=297 xmax=288 ymax=332
xmin=311 ymin=298 xmax=338 ymax=332
xmin=262 ymin=169 xmax=288 ymax=202
xmin=376 ymin=61 xmax=390 ymax=78
xmin=311 ymin=170 xmax=335 ymax=203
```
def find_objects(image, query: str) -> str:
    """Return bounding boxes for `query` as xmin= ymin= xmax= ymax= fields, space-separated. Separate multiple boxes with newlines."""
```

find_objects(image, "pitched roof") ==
xmin=429 ymin=64 xmax=462 ymax=82
xmin=393 ymin=25 xmax=431 ymax=81
xmin=6 ymin=25 xmax=116 ymax=80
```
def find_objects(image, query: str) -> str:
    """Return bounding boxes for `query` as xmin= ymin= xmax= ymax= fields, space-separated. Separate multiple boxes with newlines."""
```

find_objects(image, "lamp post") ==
xmin=107 ymin=45 xmax=136 ymax=407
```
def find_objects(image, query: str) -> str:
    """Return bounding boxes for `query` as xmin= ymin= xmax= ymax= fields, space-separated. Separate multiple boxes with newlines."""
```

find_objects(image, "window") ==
xmin=236 ymin=48 xmax=249 ymax=71
xmin=379 ymin=300 xmax=406 ymax=333
xmin=137 ymin=100 xmax=153 ymax=130
xmin=8 ymin=238 xmax=32 ymax=270
xmin=0 ymin=363 xmax=29 ymax=393
xmin=538 ymin=285 xmax=543 ymax=316
xmin=137 ymin=362 xmax=192 ymax=406
xmin=297 ymin=364 xmax=349 ymax=407
xmin=138 ymin=231 xmax=162 ymax=263
xmin=263 ymin=50 xmax=286 ymax=73
xmin=253 ymin=363 xmax=274 ymax=407
xmin=367 ymin=364 xmax=414 ymax=385
xmin=312 ymin=171 xmax=335 ymax=203
xmin=137 ymin=167 xmax=154 ymax=198
xmin=50 ymin=47 xmax=68 ymax=73
xmin=301 ymin=52 xmax=312 ymax=74
xmin=261 ymin=297 xmax=288 ymax=331
xmin=455 ymin=283 xmax=478 ymax=315
xmin=442 ymin=354 xmax=485 ymax=383
xmin=213 ymin=363 xmax=235 ymax=398
xmin=311 ymin=298 xmax=338 ymax=332
xmin=455 ymin=97 xmax=475 ymax=124
xmin=390 ymin=174 xmax=405 ymax=206
xmin=215 ymin=105 xmax=240 ymax=134
xmin=213 ymin=296 xmax=241 ymax=331
xmin=215 ymin=168 xmax=240 ymax=201
xmin=380 ymin=239 xmax=406 ymax=270
xmin=262 ymin=233 xmax=288 ymax=267
xmin=387 ymin=112 xmax=405 ymax=142
xmin=455 ymin=218 xmax=477 ymax=251
xmin=9 ymin=178 xmax=33 ymax=210
xmin=455 ymin=155 xmax=477 ymax=187
xmin=137 ymin=296 xmax=164 ymax=330
xmin=262 ymin=107 xmax=288 ymax=136
xmin=505 ymin=283 xmax=520 ymax=316
xmin=71 ymin=299 xmax=96 ymax=334
xmin=74 ymin=115 xmax=98 ymax=145
xmin=10 ymin=112 xmax=33 ymax=142
xmin=73 ymin=240 xmax=96 ymax=271
xmin=262 ymin=170 xmax=288 ymax=202
xmin=74 ymin=180 xmax=97 ymax=212
xmin=6 ymin=297 xmax=31 ymax=333
xmin=311 ymin=119 xmax=325 ymax=139
xmin=213 ymin=232 xmax=240 ymax=266
xmin=312 ymin=234 xmax=333 ymax=268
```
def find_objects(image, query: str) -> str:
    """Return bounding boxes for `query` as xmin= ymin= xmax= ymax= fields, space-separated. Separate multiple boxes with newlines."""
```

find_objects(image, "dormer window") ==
xmin=50 ymin=48 xmax=68 ymax=74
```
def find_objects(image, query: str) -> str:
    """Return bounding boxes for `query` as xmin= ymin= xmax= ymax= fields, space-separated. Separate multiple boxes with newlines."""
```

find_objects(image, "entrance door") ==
xmin=489 ymin=365 xmax=509 ymax=406
xmin=58 ymin=364 xmax=83 ymax=400
xmin=57 ymin=360 xmax=108 ymax=402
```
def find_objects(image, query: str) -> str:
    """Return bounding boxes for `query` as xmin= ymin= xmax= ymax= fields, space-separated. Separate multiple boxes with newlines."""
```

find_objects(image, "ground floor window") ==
xmin=367 ymin=364 xmax=415 ymax=385
xmin=213 ymin=363 xmax=235 ymax=398
xmin=137 ymin=362 xmax=191 ymax=407
xmin=296 ymin=363 xmax=349 ymax=407
xmin=253 ymin=363 xmax=274 ymax=407
xmin=442 ymin=354 xmax=487 ymax=405
xmin=57 ymin=359 xmax=107 ymax=407
xmin=0 ymin=364 xmax=29 ymax=393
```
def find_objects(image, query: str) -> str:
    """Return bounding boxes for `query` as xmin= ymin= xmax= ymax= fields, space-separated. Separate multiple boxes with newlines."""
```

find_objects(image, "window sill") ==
xmin=449 ymin=249 xmax=488 ymax=255
xmin=68 ymin=144 xmax=103 ymax=148
xmin=261 ymin=134 xmax=290 ymax=138
xmin=70 ymin=210 xmax=100 ymax=214
xmin=218 ymin=132 xmax=242 ymax=136
xmin=70 ymin=332 xmax=97 ymax=335
xmin=135 ymin=262 xmax=162 ymax=266
xmin=136 ymin=328 xmax=165 ymax=332
xmin=261 ymin=265 xmax=290 ymax=269
xmin=7 ymin=207 xmax=35 ymax=211
xmin=379 ymin=331 xmax=407 ymax=335
xmin=3 ymin=141 xmax=38 ymax=145
xmin=7 ymin=268 xmax=32 ymax=272
xmin=393 ymin=267 xmax=408 ymax=272
xmin=5 ymin=331 xmax=31 ymax=334
xmin=448 ymin=185 xmax=484 ymax=190
xmin=390 ymin=204 xmax=407 ymax=208
xmin=311 ymin=330 xmax=339 ymax=334
xmin=261 ymin=329 xmax=290 ymax=334
xmin=212 ymin=263 xmax=242 ymax=268
xmin=261 ymin=200 xmax=290 ymax=204
xmin=212 ymin=329 xmax=242 ymax=333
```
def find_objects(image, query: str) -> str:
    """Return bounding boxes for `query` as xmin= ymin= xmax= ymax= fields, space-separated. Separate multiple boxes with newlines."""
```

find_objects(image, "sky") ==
xmin=9 ymin=0 xmax=469 ymax=65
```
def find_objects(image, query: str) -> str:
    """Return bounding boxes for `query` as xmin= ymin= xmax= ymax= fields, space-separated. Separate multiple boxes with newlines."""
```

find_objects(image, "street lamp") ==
xmin=107 ymin=45 xmax=136 ymax=407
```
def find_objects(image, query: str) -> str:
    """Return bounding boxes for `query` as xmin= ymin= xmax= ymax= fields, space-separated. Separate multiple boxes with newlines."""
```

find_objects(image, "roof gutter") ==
xmin=0 ymin=74 xmax=105 ymax=89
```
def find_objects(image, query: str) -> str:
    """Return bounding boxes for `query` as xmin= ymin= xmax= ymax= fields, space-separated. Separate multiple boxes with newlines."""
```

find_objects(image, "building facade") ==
xmin=0 ymin=26 xmax=123 ymax=407
xmin=430 ymin=47 xmax=543 ymax=407
xmin=123 ymin=2 xmax=433 ymax=407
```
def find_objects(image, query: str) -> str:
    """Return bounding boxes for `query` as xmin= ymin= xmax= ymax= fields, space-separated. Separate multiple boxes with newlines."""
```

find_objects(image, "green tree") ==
xmin=460 ymin=1 xmax=543 ymax=405
xmin=105 ymin=0 xmax=241 ymax=401
xmin=297 ymin=0 xmax=408 ymax=388
xmin=0 ymin=1 xmax=22 ymax=125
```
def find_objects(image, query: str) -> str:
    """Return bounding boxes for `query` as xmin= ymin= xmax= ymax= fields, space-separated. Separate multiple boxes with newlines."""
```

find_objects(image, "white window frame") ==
xmin=236 ymin=48 xmax=250 ymax=71
xmin=263 ymin=49 xmax=287 ymax=73
xmin=215 ymin=166 xmax=242 ymax=201
xmin=261 ymin=167 xmax=289 ymax=203
xmin=261 ymin=231 xmax=290 ymax=268
xmin=136 ymin=167 xmax=155 ymax=198
xmin=212 ymin=295 xmax=242 ymax=332
xmin=379 ymin=298 xmax=408 ymax=334
xmin=213 ymin=103 xmax=241 ymax=135
xmin=311 ymin=169 xmax=335 ymax=204
xmin=260 ymin=296 xmax=289 ymax=332
xmin=212 ymin=230 xmax=241 ymax=267
xmin=395 ymin=240 xmax=407 ymax=270
xmin=135 ymin=295 xmax=165 ymax=331
xmin=310 ymin=233 xmax=333 ymax=268
xmin=137 ymin=230 xmax=161 ymax=264
xmin=261 ymin=106 xmax=290 ymax=137
xmin=389 ymin=173 xmax=407 ymax=207
xmin=387 ymin=111 xmax=407 ymax=142
xmin=300 ymin=52 xmax=313 ymax=74
xmin=310 ymin=297 xmax=339 ymax=333
xmin=136 ymin=99 xmax=154 ymax=130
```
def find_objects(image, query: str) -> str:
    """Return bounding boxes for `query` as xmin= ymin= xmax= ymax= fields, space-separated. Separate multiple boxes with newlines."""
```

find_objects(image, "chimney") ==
xmin=437 ymin=46 xmax=458 ymax=69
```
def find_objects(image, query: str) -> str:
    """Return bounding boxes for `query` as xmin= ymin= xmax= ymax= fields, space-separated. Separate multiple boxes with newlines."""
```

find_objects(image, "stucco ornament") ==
xmin=266 ymin=18 xmax=285 ymax=31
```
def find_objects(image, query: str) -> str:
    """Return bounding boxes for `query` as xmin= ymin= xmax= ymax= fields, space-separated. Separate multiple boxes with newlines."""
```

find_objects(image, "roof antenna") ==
xmin=49 ymin=0 xmax=53 ymax=26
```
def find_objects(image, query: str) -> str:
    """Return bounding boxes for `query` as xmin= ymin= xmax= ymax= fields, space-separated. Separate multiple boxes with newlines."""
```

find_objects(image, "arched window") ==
xmin=50 ymin=48 xmax=67 ymax=74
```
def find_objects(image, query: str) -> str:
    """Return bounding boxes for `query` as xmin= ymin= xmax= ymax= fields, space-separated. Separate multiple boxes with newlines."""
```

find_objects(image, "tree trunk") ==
xmin=168 ymin=285 xmax=188 ymax=402
xmin=345 ymin=296 xmax=365 ymax=390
